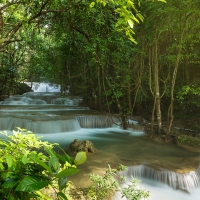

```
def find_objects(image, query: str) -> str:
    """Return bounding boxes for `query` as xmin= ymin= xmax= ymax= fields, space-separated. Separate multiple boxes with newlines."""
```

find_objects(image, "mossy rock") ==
xmin=67 ymin=139 xmax=98 ymax=155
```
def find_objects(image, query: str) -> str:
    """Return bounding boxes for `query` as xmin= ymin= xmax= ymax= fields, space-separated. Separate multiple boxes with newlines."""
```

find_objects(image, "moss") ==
xmin=177 ymin=134 xmax=200 ymax=148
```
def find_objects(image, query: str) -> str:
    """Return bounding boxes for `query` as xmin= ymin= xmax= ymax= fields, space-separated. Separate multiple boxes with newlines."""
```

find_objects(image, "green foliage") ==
xmin=85 ymin=164 xmax=149 ymax=200
xmin=177 ymin=134 xmax=200 ymax=148
xmin=15 ymin=82 xmax=33 ymax=95
xmin=176 ymin=84 xmax=200 ymax=118
xmin=121 ymin=178 xmax=150 ymax=200
xmin=0 ymin=128 xmax=87 ymax=200
xmin=93 ymin=0 xmax=166 ymax=43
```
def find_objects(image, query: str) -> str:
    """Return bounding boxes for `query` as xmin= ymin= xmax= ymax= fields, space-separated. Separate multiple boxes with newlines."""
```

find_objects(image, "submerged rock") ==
xmin=67 ymin=139 xmax=98 ymax=155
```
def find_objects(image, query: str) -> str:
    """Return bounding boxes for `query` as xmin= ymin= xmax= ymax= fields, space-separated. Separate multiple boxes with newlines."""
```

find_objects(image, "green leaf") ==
xmin=22 ymin=155 xmax=29 ymax=164
xmin=74 ymin=152 xmax=87 ymax=165
xmin=102 ymin=1 xmax=106 ymax=6
xmin=128 ymin=19 xmax=134 ymax=28
xmin=58 ymin=177 xmax=68 ymax=191
xmin=132 ymin=16 xmax=140 ymax=23
xmin=56 ymin=146 xmax=74 ymax=165
xmin=90 ymin=2 xmax=95 ymax=8
xmin=2 ymin=179 xmax=19 ymax=188
xmin=29 ymin=154 xmax=52 ymax=173
xmin=15 ymin=176 xmax=48 ymax=192
xmin=57 ymin=191 xmax=68 ymax=200
xmin=48 ymin=155 xmax=60 ymax=173
xmin=6 ymin=154 xmax=14 ymax=169
xmin=0 ymin=38 xmax=6 ymax=43
xmin=44 ymin=145 xmax=55 ymax=157
xmin=56 ymin=168 xmax=80 ymax=179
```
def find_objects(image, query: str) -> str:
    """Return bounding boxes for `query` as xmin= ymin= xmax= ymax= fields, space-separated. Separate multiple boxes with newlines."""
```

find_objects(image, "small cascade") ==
xmin=24 ymin=92 xmax=60 ymax=104
xmin=65 ymin=98 xmax=75 ymax=106
xmin=51 ymin=97 xmax=83 ymax=106
xmin=0 ymin=96 xmax=24 ymax=105
xmin=0 ymin=117 xmax=81 ymax=133
xmin=33 ymin=83 xmax=60 ymax=92
xmin=0 ymin=96 xmax=47 ymax=105
xmin=118 ymin=164 xmax=200 ymax=191
xmin=76 ymin=115 xmax=120 ymax=128
xmin=51 ymin=98 xmax=67 ymax=105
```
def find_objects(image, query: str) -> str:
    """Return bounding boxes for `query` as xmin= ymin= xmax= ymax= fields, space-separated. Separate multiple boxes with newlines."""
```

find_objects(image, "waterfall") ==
xmin=118 ymin=164 xmax=200 ymax=191
xmin=75 ymin=115 xmax=120 ymax=128
xmin=0 ymin=96 xmax=47 ymax=105
xmin=0 ymin=117 xmax=81 ymax=133
xmin=33 ymin=83 xmax=61 ymax=92
xmin=0 ymin=115 xmax=122 ymax=133
xmin=51 ymin=97 xmax=83 ymax=106
xmin=51 ymin=98 xmax=67 ymax=105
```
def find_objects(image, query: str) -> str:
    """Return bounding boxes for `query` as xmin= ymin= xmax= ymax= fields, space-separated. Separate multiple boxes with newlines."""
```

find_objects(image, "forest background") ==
xmin=1 ymin=0 xmax=200 ymax=141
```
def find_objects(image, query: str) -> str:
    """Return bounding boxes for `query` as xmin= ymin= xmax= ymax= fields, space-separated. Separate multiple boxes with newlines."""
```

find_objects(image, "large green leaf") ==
xmin=56 ymin=168 xmax=79 ymax=179
xmin=15 ymin=176 xmax=48 ymax=192
xmin=74 ymin=152 xmax=87 ymax=165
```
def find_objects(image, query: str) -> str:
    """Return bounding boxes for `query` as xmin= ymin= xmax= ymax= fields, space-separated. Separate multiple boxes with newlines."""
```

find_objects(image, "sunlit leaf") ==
xmin=74 ymin=151 xmax=87 ymax=165
xmin=128 ymin=19 xmax=134 ymax=28
xmin=56 ymin=168 xmax=80 ymax=178
xmin=6 ymin=154 xmax=14 ymax=169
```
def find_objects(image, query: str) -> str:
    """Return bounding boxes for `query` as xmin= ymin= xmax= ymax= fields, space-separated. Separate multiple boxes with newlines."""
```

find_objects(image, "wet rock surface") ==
xmin=67 ymin=139 xmax=98 ymax=155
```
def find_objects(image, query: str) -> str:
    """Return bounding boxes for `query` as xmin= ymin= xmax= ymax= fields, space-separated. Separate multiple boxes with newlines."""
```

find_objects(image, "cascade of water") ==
xmin=118 ymin=164 xmax=200 ymax=191
xmin=33 ymin=83 xmax=60 ymax=92
xmin=0 ymin=96 xmax=47 ymax=105
xmin=51 ymin=98 xmax=68 ymax=105
xmin=51 ymin=97 xmax=83 ymax=106
xmin=1 ymin=83 xmax=200 ymax=200
xmin=75 ymin=115 xmax=120 ymax=128
xmin=51 ymin=97 xmax=82 ymax=105
xmin=0 ymin=117 xmax=81 ymax=133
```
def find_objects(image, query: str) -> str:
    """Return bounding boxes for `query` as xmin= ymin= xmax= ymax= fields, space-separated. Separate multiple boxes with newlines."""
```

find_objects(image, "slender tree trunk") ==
xmin=97 ymin=64 xmax=102 ymax=112
xmin=127 ymin=63 xmax=132 ymax=111
xmin=149 ymin=40 xmax=162 ymax=136
xmin=165 ymin=13 xmax=189 ymax=141
xmin=154 ymin=40 xmax=162 ymax=135
xmin=166 ymin=42 xmax=182 ymax=141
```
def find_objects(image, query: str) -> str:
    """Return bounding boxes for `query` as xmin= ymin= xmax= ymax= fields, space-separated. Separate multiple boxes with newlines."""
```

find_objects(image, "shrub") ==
xmin=0 ymin=128 xmax=149 ymax=200
xmin=0 ymin=128 xmax=86 ymax=200
xmin=73 ymin=165 xmax=150 ymax=200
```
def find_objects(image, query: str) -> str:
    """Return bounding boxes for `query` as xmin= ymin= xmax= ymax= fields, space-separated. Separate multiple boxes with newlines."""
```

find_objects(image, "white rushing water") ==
xmin=0 ymin=83 xmax=200 ymax=200
xmin=113 ymin=164 xmax=200 ymax=200
xmin=113 ymin=178 xmax=200 ymax=200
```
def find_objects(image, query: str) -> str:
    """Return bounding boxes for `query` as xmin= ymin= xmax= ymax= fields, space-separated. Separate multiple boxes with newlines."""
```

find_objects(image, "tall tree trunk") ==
xmin=165 ymin=13 xmax=190 ymax=141
xmin=127 ymin=62 xmax=132 ymax=111
xmin=154 ymin=40 xmax=162 ymax=135
xmin=166 ymin=40 xmax=183 ymax=141
xmin=97 ymin=64 xmax=102 ymax=112
xmin=149 ymin=40 xmax=162 ymax=136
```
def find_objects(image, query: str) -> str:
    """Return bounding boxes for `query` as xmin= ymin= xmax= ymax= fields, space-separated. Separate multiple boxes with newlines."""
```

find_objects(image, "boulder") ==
xmin=67 ymin=139 xmax=97 ymax=155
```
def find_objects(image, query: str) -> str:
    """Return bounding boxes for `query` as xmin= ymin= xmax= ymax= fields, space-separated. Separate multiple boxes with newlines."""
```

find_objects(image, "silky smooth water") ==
xmin=0 ymin=86 xmax=200 ymax=200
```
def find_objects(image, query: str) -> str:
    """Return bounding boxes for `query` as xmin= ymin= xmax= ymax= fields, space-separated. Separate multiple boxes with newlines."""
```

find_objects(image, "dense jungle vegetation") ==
xmin=1 ymin=0 xmax=200 ymax=140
